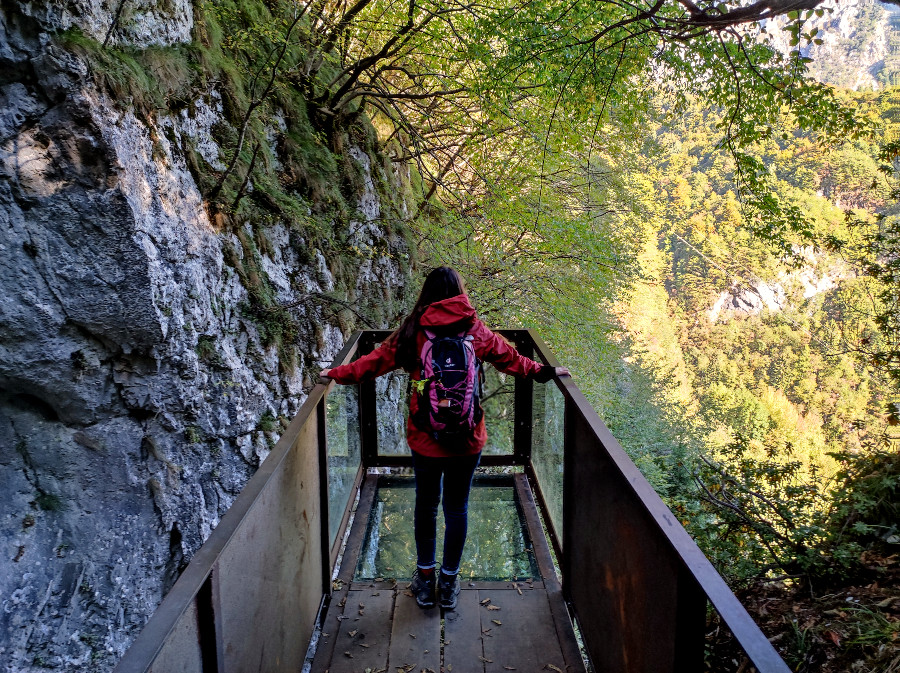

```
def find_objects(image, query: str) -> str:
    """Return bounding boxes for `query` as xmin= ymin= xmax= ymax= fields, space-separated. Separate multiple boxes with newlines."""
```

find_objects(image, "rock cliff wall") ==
xmin=766 ymin=0 xmax=900 ymax=90
xmin=0 ymin=2 xmax=412 ymax=670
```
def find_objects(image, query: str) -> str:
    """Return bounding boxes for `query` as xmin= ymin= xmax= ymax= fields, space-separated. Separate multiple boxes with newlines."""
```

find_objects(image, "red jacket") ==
xmin=327 ymin=294 xmax=546 ymax=457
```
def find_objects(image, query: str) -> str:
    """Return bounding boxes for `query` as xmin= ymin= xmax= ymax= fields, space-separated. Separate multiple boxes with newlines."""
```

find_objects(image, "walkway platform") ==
xmin=113 ymin=329 xmax=791 ymax=673
xmin=311 ymin=473 xmax=586 ymax=673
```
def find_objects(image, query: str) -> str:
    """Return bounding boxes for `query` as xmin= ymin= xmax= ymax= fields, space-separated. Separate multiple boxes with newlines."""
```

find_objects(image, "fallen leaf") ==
xmin=516 ymin=586 xmax=523 ymax=596
xmin=359 ymin=643 xmax=370 ymax=648
xmin=359 ymin=603 xmax=365 ymax=609
xmin=877 ymin=598 xmax=894 ymax=608
xmin=487 ymin=605 xmax=501 ymax=611
xmin=479 ymin=656 xmax=493 ymax=663
xmin=824 ymin=630 xmax=841 ymax=647
xmin=344 ymin=651 xmax=353 ymax=658
xmin=545 ymin=665 xmax=563 ymax=672
xmin=504 ymin=667 xmax=517 ymax=671
xmin=349 ymin=630 xmax=358 ymax=637
xmin=480 ymin=598 xmax=491 ymax=605
xmin=375 ymin=577 xmax=384 ymax=582
xmin=338 ymin=597 xmax=347 ymax=607
xmin=492 ymin=619 xmax=502 ymax=626
xmin=404 ymin=590 xmax=415 ymax=597
xmin=409 ymin=633 xmax=417 ymax=638
xmin=359 ymin=610 xmax=365 ymax=616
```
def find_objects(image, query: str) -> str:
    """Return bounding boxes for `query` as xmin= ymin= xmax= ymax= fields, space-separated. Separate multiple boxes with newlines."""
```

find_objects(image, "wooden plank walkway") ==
xmin=310 ymin=475 xmax=586 ymax=673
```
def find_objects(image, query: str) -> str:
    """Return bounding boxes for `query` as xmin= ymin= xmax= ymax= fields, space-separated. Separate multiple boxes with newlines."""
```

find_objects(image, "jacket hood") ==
xmin=420 ymin=294 xmax=477 ymax=328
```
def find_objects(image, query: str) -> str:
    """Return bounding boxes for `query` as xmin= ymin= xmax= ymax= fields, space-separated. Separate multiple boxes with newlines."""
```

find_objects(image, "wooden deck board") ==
xmin=312 ymin=589 xmax=394 ymax=673
xmin=309 ymin=586 xmax=347 ymax=671
xmin=444 ymin=588 xmax=486 ymax=673
xmin=388 ymin=591 xmax=441 ymax=672
xmin=480 ymin=588 xmax=568 ymax=673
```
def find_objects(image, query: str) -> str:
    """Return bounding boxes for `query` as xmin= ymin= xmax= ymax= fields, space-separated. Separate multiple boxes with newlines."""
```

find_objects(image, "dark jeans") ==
xmin=411 ymin=450 xmax=481 ymax=574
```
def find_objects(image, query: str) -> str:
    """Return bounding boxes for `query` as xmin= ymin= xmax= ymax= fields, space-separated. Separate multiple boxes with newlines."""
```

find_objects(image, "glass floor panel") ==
xmin=354 ymin=475 xmax=541 ymax=582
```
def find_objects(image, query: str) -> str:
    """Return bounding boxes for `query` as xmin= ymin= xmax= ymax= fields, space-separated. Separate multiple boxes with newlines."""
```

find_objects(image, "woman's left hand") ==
xmin=319 ymin=369 xmax=332 ymax=379
xmin=555 ymin=367 xmax=570 ymax=377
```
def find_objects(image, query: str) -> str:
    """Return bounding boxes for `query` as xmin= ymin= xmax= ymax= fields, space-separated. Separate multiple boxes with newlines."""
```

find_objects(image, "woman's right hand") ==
xmin=555 ymin=367 xmax=570 ymax=377
xmin=319 ymin=369 xmax=332 ymax=379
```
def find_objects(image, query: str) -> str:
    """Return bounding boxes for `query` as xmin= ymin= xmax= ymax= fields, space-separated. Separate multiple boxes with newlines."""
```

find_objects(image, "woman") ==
xmin=320 ymin=267 xmax=568 ymax=610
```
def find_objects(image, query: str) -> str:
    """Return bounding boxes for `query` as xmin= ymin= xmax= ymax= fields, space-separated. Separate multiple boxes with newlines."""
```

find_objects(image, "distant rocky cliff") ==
xmin=0 ymin=2 xmax=412 ymax=671
xmin=767 ymin=0 xmax=900 ymax=90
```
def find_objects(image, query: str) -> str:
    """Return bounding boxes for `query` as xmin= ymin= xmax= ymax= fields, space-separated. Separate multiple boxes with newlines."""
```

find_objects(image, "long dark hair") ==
xmin=393 ymin=267 xmax=466 ymax=371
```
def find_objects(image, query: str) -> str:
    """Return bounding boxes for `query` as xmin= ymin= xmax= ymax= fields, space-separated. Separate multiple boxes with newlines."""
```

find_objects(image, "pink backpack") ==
xmin=411 ymin=329 xmax=484 ymax=444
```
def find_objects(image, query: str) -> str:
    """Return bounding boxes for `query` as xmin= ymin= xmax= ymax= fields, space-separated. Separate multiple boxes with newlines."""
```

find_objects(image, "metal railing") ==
xmin=115 ymin=329 xmax=789 ymax=673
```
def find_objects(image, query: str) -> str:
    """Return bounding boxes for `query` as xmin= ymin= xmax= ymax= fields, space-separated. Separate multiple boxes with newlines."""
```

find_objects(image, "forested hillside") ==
xmin=597 ymin=90 xmax=900 ymax=672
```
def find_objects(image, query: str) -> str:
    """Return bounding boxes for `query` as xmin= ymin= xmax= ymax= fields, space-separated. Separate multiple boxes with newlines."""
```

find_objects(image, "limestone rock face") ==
xmin=764 ymin=0 xmax=900 ymax=90
xmin=706 ymin=258 xmax=850 ymax=323
xmin=16 ymin=0 xmax=194 ymax=46
xmin=0 ymin=3 xmax=410 ymax=671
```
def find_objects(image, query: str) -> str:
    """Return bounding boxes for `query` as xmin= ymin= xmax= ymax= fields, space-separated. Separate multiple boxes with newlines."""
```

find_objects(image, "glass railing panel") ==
xmin=481 ymin=365 xmax=515 ymax=455
xmin=354 ymin=476 xmax=540 ymax=582
xmin=531 ymin=380 xmax=566 ymax=543
xmin=326 ymin=383 xmax=361 ymax=547
xmin=376 ymin=370 xmax=409 ymax=456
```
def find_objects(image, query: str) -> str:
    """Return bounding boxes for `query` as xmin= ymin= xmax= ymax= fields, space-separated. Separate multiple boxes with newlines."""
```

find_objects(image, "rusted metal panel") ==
xmin=210 ymin=417 xmax=324 ymax=673
xmin=527 ymin=329 xmax=789 ymax=673
xmin=564 ymin=407 xmax=686 ymax=672
xmin=145 ymin=600 xmax=202 ymax=673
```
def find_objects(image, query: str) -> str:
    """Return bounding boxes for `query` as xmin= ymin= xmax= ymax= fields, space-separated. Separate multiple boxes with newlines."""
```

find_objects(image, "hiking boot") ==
xmin=438 ymin=570 xmax=460 ymax=610
xmin=409 ymin=569 xmax=436 ymax=609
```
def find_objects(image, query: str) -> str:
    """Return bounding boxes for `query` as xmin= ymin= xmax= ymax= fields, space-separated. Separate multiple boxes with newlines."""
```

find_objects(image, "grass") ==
xmin=846 ymin=606 xmax=900 ymax=647
xmin=184 ymin=426 xmax=203 ymax=444
xmin=257 ymin=410 xmax=279 ymax=433
xmin=35 ymin=493 xmax=64 ymax=512
xmin=195 ymin=335 xmax=222 ymax=366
